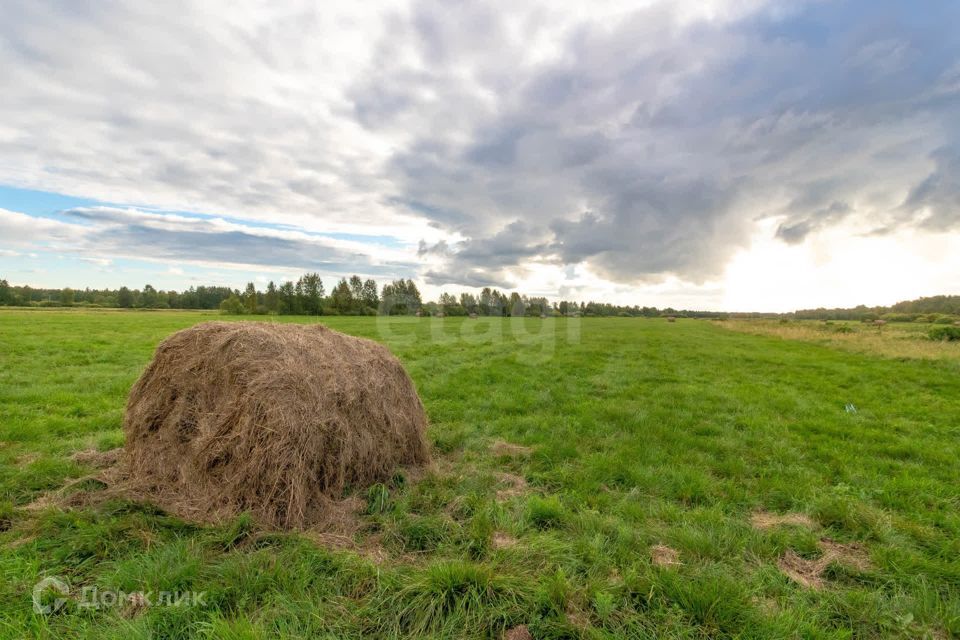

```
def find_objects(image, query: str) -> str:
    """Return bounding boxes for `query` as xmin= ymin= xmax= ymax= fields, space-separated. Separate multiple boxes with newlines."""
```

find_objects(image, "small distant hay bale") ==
xmin=468 ymin=312 xmax=478 ymax=319
xmin=118 ymin=321 xmax=430 ymax=529
xmin=666 ymin=316 xmax=676 ymax=323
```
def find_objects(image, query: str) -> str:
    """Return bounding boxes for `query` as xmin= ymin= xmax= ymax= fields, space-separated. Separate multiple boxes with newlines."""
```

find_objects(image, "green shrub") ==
xmin=466 ymin=510 xmax=494 ymax=559
xmin=0 ymin=500 xmax=14 ymax=532
xmin=526 ymin=496 xmax=565 ymax=530
xmin=366 ymin=483 xmax=391 ymax=514
xmin=398 ymin=515 xmax=451 ymax=552
xmin=929 ymin=326 xmax=960 ymax=342
xmin=932 ymin=315 xmax=958 ymax=325
xmin=391 ymin=560 xmax=531 ymax=635
xmin=881 ymin=313 xmax=917 ymax=323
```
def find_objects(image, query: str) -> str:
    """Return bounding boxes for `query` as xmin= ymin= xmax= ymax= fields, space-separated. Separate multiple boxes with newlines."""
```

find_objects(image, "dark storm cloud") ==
xmin=899 ymin=148 xmax=960 ymax=231
xmin=776 ymin=202 xmax=853 ymax=245
xmin=350 ymin=0 xmax=960 ymax=284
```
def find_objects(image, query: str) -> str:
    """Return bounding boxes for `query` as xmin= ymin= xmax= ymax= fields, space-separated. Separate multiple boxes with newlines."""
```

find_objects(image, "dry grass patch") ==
xmin=751 ymin=510 xmax=818 ymax=530
xmin=492 ymin=531 xmax=518 ymax=549
xmin=122 ymin=591 xmax=150 ymax=619
xmin=491 ymin=440 xmax=533 ymax=458
xmin=70 ymin=448 xmax=121 ymax=468
xmin=15 ymin=452 xmax=39 ymax=467
xmin=651 ymin=544 xmax=681 ymax=567
xmin=718 ymin=319 xmax=960 ymax=361
xmin=494 ymin=472 xmax=529 ymax=500
xmin=778 ymin=538 xmax=872 ymax=589
xmin=503 ymin=625 xmax=532 ymax=640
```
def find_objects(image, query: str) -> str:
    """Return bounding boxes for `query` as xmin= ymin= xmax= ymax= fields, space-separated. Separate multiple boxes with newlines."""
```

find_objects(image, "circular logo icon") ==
xmin=32 ymin=576 xmax=70 ymax=614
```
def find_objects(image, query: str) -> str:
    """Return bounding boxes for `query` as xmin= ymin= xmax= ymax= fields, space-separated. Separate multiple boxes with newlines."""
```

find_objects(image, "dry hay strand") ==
xmin=15 ymin=452 xmax=40 ymax=467
xmin=491 ymin=440 xmax=533 ymax=458
xmin=492 ymin=531 xmax=518 ymax=549
xmin=778 ymin=538 xmax=873 ymax=589
xmin=115 ymin=321 xmax=430 ymax=530
xmin=651 ymin=544 xmax=681 ymax=567
xmin=494 ymin=472 xmax=529 ymax=500
xmin=22 ymin=476 xmax=109 ymax=513
xmin=122 ymin=592 xmax=150 ymax=619
xmin=503 ymin=625 xmax=533 ymax=640
xmin=751 ymin=510 xmax=818 ymax=531
xmin=70 ymin=448 xmax=122 ymax=468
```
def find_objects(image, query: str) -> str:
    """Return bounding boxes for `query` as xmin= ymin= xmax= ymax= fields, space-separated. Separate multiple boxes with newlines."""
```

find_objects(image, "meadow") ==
xmin=1 ymin=309 xmax=958 ymax=639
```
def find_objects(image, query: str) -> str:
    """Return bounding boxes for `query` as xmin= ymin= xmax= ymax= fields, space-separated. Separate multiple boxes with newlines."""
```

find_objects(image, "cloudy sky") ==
xmin=1 ymin=0 xmax=958 ymax=311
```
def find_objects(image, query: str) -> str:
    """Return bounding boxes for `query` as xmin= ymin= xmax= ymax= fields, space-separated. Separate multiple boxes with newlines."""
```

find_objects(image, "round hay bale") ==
xmin=119 ymin=321 xmax=430 ymax=529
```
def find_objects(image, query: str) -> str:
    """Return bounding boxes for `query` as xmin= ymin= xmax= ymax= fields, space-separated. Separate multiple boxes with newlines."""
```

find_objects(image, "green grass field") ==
xmin=1 ymin=310 xmax=958 ymax=639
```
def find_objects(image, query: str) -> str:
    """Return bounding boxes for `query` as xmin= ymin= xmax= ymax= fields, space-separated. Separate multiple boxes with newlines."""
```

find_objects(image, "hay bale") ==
xmin=119 ymin=321 xmax=430 ymax=529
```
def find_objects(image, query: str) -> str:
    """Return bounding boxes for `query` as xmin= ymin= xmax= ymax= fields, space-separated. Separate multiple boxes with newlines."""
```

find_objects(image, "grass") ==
xmin=1 ymin=309 xmax=959 ymax=638
xmin=719 ymin=318 xmax=960 ymax=361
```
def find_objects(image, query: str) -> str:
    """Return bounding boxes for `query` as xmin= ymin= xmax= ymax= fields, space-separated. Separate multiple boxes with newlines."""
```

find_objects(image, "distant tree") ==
xmin=265 ymin=281 xmax=279 ymax=313
xmin=331 ymin=278 xmax=353 ymax=314
xmin=0 ymin=278 xmax=11 ymax=305
xmin=140 ymin=284 xmax=159 ymax=308
xmin=60 ymin=287 xmax=75 ymax=306
xmin=405 ymin=279 xmax=422 ymax=312
xmin=437 ymin=292 xmax=465 ymax=315
xmin=244 ymin=282 xmax=258 ymax=314
xmin=296 ymin=273 xmax=324 ymax=315
xmin=459 ymin=292 xmax=477 ymax=315
xmin=219 ymin=293 xmax=245 ymax=315
xmin=348 ymin=275 xmax=364 ymax=312
xmin=479 ymin=287 xmax=493 ymax=315
xmin=361 ymin=279 xmax=379 ymax=312
xmin=380 ymin=279 xmax=421 ymax=315
xmin=509 ymin=292 xmax=523 ymax=317
xmin=278 ymin=281 xmax=299 ymax=315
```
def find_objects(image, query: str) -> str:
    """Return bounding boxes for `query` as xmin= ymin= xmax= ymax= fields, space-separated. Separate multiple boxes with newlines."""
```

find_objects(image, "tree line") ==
xmin=0 ymin=274 xmax=702 ymax=317
xmin=790 ymin=295 xmax=960 ymax=322
xmin=1 ymin=275 xmax=956 ymax=320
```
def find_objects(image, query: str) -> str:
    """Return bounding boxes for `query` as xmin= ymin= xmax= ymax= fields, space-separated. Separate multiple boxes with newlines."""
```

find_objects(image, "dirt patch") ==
xmin=565 ymin=605 xmax=590 ymax=629
xmin=122 ymin=592 xmax=149 ymax=618
xmin=777 ymin=550 xmax=826 ymax=589
xmin=70 ymin=448 xmax=121 ymax=468
xmin=304 ymin=530 xmax=391 ymax=564
xmin=115 ymin=321 xmax=430 ymax=530
xmin=651 ymin=544 xmax=681 ymax=567
xmin=494 ymin=472 xmax=529 ymax=500
xmin=15 ymin=453 xmax=39 ymax=467
xmin=818 ymin=538 xmax=872 ymax=572
xmin=492 ymin=531 xmax=518 ymax=549
xmin=751 ymin=510 xmax=818 ymax=530
xmin=22 ymin=493 xmax=57 ymax=513
xmin=503 ymin=625 xmax=532 ymax=640
xmin=491 ymin=440 xmax=533 ymax=458
xmin=778 ymin=538 xmax=873 ymax=589
xmin=300 ymin=495 xmax=396 ymax=563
